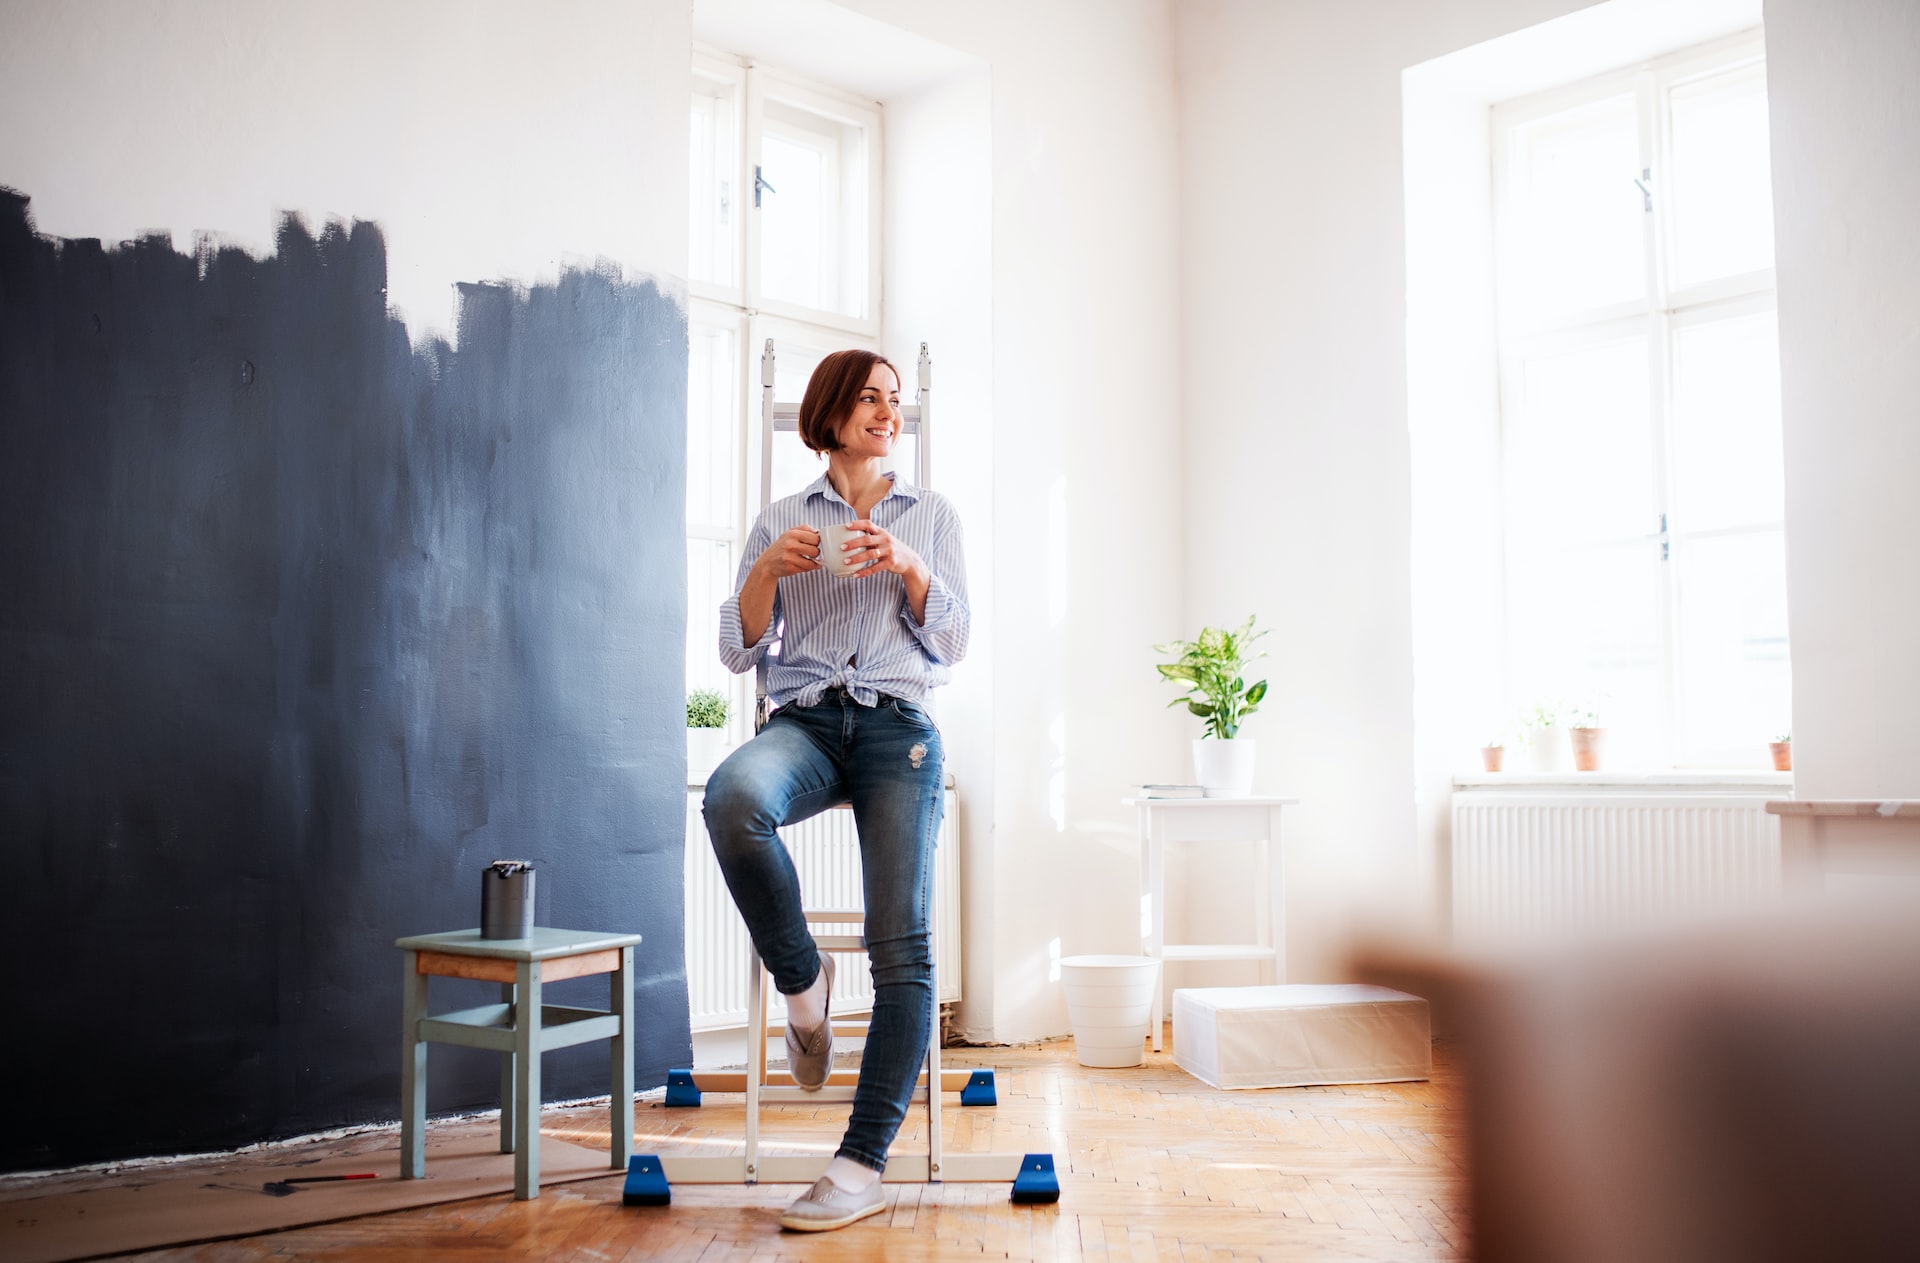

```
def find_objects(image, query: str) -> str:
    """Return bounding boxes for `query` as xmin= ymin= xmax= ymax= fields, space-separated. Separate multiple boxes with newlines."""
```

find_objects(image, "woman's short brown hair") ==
xmin=797 ymin=349 xmax=900 ymax=453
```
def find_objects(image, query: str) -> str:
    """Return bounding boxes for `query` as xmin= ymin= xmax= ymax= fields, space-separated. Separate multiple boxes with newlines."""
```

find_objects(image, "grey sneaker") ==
xmin=784 ymin=952 xmax=835 ymax=1090
xmin=778 ymin=1174 xmax=885 ymax=1232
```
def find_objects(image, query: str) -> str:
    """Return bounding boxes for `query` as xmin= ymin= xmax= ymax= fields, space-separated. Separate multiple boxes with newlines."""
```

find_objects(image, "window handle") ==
xmin=754 ymin=165 xmax=777 ymax=208
xmin=1658 ymin=512 xmax=1670 ymax=561
xmin=1633 ymin=168 xmax=1653 ymax=213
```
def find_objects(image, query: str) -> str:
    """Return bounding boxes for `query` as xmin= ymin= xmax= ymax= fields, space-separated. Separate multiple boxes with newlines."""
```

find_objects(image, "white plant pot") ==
xmin=1526 ymin=727 xmax=1566 ymax=772
xmin=1058 ymin=954 xmax=1160 ymax=1068
xmin=687 ymin=727 xmax=731 ymax=783
xmin=1191 ymin=738 xmax=1256 ymax=798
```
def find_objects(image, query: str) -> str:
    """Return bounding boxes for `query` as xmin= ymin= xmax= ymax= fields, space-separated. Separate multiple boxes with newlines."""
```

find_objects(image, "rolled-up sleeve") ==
xmin=718 ymin=517 xmax=778 ymax=675
xmin=902 ymin=505 xmax=969 ymax=666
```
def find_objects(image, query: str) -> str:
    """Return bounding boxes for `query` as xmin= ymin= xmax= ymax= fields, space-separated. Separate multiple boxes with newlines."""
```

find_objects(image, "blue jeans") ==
xmin=701 ymin=687 xmax=945 ymax=1173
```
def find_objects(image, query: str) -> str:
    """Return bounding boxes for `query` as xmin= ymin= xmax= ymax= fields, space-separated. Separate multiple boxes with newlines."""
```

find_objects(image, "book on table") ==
xmin=1130 ymin=784 xmax=1206 ymax=799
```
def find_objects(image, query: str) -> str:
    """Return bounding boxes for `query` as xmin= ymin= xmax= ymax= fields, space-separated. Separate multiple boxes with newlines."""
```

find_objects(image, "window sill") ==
xmin=1454 ymin=770 xmax=1792 ymax=792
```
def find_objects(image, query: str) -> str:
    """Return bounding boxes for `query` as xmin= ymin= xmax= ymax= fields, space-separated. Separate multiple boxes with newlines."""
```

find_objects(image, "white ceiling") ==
xmin=692 ymin=0 xmax=982 ymax=102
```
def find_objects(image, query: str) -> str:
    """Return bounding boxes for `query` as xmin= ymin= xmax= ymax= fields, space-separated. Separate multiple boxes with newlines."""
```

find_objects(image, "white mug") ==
xmin=821 ymin=522 xmax=873 ymax=577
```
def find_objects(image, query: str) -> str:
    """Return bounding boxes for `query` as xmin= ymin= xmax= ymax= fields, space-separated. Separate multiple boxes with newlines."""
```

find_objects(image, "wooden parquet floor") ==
xmin=108 ymin=1034 xmax=1465 ymax=1262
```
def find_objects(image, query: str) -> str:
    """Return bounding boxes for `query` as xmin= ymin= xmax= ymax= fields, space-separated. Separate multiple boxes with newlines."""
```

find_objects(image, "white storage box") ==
xmin=1173 ymin=984 xmax=1432 ymax=1089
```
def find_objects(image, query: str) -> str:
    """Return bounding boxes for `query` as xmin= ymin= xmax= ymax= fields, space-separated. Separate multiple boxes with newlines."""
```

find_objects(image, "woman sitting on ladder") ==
xmin=704 ymin=348 xmax=969 ymax=1233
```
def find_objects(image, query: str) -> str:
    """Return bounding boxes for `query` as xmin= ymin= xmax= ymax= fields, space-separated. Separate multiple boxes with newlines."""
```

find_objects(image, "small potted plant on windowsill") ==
xmin=687 ymin=687 xmax=732 ymax=784
xmin=1480 ymin=734 xmax=1508 ymax=773
xmin=1568 ymin=704 xmax=1606 ymax=772
xmin=1154 ymin=616 xmax=1268 ymax=797
xmin=1770 ymin=733 xmax=1792 ymax=772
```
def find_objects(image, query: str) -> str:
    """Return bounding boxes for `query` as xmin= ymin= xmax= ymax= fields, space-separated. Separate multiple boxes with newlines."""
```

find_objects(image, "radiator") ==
xmin=1451 ymin=792 xmax=1781 ymax=944
xmin=683 ymin=790 xmax=961 ymax=1031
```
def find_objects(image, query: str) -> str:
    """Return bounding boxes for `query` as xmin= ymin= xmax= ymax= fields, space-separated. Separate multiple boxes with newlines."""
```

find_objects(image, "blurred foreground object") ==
xmin=1357 ymin=892 xmax=1920 ymax=1263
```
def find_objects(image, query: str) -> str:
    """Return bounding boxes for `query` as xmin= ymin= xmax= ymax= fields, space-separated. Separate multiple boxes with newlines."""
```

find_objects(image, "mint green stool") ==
xmin=396 ymin=927 xmax=643 ymax=1199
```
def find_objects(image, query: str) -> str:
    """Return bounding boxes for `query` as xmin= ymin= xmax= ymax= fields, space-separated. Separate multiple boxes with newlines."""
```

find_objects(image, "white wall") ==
xmin=1180 ymin=0 xmax=1917 ymax=980
xmin=881 ymin=70 xmax=999 ymax=1035
xmin=0 ymin=0 xmax=688 ymax=338
xmin=1764 ymin=0 xmax=1920 ymax=800
xmin=1172 ymin=0 xmax=1601 ymax=981
xmin=842 ymin=0 xmax=1189 ymax=1042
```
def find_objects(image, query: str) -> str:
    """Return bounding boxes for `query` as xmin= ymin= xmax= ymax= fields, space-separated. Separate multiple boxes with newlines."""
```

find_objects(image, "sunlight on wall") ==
xmin=1046 ymin=474 xmax=1068 ymax=628
xmin=1048 ymin=710 xmax=1068 ymax=832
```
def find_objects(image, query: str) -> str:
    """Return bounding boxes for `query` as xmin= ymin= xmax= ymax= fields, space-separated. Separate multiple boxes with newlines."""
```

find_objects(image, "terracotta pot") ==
xmin=1770 ymin=741 xmax=1792 ymax=772
xmin=1480 ymin=746 xmax=1505 ymax=773
xmin=1569 ymin=727 xmax=1605 ymax=772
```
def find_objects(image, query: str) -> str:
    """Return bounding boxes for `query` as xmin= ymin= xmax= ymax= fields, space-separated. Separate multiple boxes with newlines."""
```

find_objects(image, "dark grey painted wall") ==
xmin=0 ymin=189 xmax=691 ymax=1172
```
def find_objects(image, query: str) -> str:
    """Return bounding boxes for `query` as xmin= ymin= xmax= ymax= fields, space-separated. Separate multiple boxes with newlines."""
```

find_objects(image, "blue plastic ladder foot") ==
xmin=960 ymin=1068 xmax=998 ymax=1107
xmin=623 ymin=1155 xmax=671 ymax=1206
xmin=663 ymin=1068 xmax=702 ymax=1108
xmin=1010 ymin=1152 xmax=1059 ymax=1204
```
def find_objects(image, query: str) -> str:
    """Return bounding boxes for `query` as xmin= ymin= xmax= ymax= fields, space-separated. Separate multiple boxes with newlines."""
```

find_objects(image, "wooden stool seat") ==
xmin=397 ymin=927 xmax=642 ymax=1200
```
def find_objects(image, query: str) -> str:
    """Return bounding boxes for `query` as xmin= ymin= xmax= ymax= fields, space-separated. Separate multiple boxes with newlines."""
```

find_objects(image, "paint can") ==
xmin=480 ymin=860 xmax=536 ymax=939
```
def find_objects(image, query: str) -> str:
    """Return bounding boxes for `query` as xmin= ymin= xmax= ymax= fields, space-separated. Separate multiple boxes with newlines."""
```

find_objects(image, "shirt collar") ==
xmin=805 ymin=471 xmax=921 ymax=509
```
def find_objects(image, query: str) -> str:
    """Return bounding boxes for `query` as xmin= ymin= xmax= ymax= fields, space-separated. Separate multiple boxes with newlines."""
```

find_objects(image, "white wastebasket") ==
xmin=1058 ymin=954 xmax=1161 ymax=1067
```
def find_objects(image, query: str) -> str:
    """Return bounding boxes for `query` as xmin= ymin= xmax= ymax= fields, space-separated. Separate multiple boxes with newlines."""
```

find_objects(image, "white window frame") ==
xmin=1490 ymin=29 xmax=1783 ymax=767
xmin=687 ymin=49 xmax=885 ymax=743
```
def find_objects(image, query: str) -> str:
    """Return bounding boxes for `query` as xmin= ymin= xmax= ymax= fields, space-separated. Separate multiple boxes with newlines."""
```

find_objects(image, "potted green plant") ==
xmin=1480 ymin=732 xmax=1508 ymax=773
xmin=1154 ymin=616 xmax=1269 ymax=797
xmin=1770 ymin=732 xmax=1792 ymax=772
xmin=687 ymin=687 xmax=731 ymax=783
xmin=1568 ymin=703 xmax=1605 ymax=772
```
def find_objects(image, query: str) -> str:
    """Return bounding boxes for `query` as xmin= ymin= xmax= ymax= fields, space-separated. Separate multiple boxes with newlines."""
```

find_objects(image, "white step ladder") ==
xmin=634 ymin=342 xmax=1055 ymax=1205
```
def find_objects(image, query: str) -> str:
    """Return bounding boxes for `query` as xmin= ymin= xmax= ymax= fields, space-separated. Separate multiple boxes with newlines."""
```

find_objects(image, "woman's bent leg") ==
xmin=835 ymin=704 xmax=945 ymax=1171
xmin=701 ymin=712 xmax=846 ymax=995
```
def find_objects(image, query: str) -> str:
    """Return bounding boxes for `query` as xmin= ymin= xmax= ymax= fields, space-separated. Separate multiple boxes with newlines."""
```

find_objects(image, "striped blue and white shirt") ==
xmin=718 ymin=473 xmax=969 ymax=709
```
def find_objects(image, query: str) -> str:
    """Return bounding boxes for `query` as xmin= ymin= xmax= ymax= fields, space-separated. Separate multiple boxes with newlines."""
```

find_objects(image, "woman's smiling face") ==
xmin=833 ymin=362 xmax=903 ymax=458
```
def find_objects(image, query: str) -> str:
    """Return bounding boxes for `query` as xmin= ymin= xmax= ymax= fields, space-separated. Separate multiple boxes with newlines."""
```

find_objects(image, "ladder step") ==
xmin=683 ymin=1067 xmax=982 ymax=1095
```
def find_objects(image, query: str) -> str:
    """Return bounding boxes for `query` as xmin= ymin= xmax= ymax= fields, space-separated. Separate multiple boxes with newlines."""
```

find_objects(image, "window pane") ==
xmin=760 ymin=129 xmax=830 ymax=310
xmin=1670 ymin=311 xmax=1784 ymax=532
xmin=689 ymin=82 xmax=737 ymax=287
xmin=756 ymin=97 xmax=869 ymax=321
xmin=1506 ymin=93 xmax=1646 ymax=321
xmin=687 ymin=537 xmax=736 ymax=695
xmin=1508 ymin=542 xmax=1665 ymax=765
xmin=1508 ymin=336 xmax=1655 ymax=547
xmin=687 ymin=320 xmax=739 ymax=531
xmin=1669 ymin=68 xmax=1775 ymax=288
xmin=1674 ymin=530 xmax=1791 ymax=756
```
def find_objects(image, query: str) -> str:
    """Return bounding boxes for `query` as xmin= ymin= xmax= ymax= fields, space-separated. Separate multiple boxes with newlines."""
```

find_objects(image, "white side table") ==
xmin=1123 ymin=796 xmax=1299 ymax=1051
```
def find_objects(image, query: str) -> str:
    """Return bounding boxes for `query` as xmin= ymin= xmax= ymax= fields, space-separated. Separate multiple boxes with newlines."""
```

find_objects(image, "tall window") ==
xmin=686 ymin=52 xmax=883 ymax=740
xmin=1492 ymin=32 xmax=1786 ymax=767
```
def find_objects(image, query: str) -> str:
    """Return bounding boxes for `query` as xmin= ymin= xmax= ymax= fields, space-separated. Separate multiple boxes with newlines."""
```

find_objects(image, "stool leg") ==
xmin=514 ymin=960 xmax=542 ymax=1199
xmin=610 ymin=945 xmax=634 ymax=1168
xmin=499 ymin=980 xmax=516 ymax=1154
xmin=400 ymin=951 xmax=427 ymax=1179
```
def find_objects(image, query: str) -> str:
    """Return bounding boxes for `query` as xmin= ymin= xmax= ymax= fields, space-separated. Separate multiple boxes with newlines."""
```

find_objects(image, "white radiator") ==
xmin=683 ymin=790 xmax=961 ymax=1031
xmin=1451 ymin=792 xmax=1781 ymax=944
